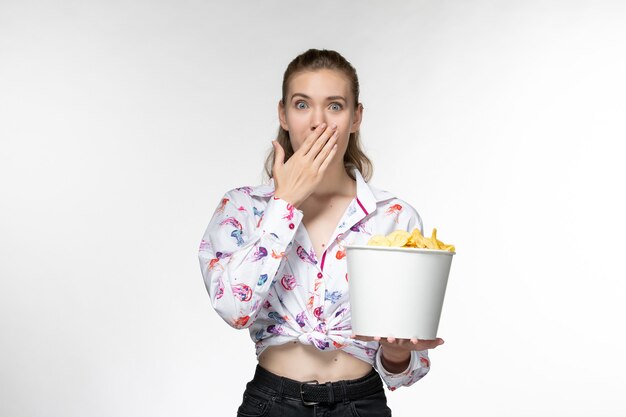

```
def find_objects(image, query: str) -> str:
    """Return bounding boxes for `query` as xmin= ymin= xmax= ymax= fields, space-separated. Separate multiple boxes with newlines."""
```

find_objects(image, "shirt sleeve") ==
xmin=198 ymin=189 xmax=304 ymax=329
xmin=374 ymin=347 xmax=431 ymax=391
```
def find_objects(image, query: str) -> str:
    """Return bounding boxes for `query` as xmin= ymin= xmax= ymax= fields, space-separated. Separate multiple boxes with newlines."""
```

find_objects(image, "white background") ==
xmin=1 ymin=1 xmax=625 ymax=416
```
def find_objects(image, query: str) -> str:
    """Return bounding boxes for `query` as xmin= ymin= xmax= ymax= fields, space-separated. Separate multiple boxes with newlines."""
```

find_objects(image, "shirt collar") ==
xmin=352 ymin=167 xmax=395 ymax=215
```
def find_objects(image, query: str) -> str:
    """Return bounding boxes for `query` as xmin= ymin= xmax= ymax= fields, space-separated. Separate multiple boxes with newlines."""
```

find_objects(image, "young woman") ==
xmin=198 ymin=48 xmax=444 ymax=416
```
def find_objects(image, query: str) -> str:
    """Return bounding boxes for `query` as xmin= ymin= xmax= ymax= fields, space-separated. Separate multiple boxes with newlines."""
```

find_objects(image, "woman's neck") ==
xmin=308 ymin=163 xmax=356 ymax=200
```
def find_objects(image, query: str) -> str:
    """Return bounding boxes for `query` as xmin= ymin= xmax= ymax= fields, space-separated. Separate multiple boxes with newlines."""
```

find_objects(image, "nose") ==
xmin=311 ymin=119 xmax=327 ymax=131
xmin=310 ymin=108 xmax=328 ymax=131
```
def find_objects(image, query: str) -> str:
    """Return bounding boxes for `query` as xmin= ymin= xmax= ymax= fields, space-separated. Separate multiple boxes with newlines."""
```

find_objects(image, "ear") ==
xmin=278 ymin=100 xmax=289 ymax=131
xmin=350 ymin=103 xmax=363 ymax=133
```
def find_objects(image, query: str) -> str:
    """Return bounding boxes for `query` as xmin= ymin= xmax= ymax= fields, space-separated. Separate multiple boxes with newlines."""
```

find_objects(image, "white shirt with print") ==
xmin=198 ymin=167 xmax=431 ymax=390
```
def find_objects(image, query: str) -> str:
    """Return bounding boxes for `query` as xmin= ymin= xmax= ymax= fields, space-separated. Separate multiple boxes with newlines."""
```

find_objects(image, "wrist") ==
xmin=274 ymin=191 xmax=302 ymax=209
xmin=380 ymin=348 xmax=411 ymax=374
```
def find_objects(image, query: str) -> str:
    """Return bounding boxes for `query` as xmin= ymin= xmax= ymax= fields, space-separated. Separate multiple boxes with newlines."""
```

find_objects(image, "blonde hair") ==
xmin=263 ymin=48 xmax=373 ymax=182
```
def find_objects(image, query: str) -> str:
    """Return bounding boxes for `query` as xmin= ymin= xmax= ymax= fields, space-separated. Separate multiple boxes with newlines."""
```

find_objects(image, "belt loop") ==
xmin=340 ymin=381 xmax=349 ymax=404
xmin=276 ymin=377 xmax=284 ymax=403
xmin=326 ymin=382 xmax=334 ymax=403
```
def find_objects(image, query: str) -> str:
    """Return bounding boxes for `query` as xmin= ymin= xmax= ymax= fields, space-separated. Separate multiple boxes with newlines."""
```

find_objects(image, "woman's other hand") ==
xmin=350 ymin=334 xmax=444 ymax=373
xmin=271 ymin=122 xmax=340 ymax=208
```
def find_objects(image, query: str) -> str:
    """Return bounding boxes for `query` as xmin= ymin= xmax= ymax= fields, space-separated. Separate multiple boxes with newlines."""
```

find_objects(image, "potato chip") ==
xmin=386 ymin=230 xmax=411 ymax=247
xmin=424 ymin=237 xmax=438 ymax=249
xmin=408 ymin=228 xmax=426 ymax=248
xmin=423 ymin=228 xmax=438 ymax=249
xmin=366 ymin=235 xmax=391 ymax=246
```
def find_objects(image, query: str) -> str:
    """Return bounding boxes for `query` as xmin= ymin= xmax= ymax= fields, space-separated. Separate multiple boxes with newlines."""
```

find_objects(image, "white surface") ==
xmin=1 ymin=1 xmax=626 ymax=416
xmin=347 ymin=246 xmax=454 ymax=339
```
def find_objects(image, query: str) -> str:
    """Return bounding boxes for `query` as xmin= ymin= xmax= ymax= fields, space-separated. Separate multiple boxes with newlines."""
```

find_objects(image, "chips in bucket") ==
xmin=367 ymin=228 xmax=455 ymax=252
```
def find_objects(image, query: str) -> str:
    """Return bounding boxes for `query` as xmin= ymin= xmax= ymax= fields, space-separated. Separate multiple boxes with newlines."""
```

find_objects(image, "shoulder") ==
xmin=369 ymin=184 xmax=423 ymax=233
xmin=208 ymin=184 xmax=274 ymax=230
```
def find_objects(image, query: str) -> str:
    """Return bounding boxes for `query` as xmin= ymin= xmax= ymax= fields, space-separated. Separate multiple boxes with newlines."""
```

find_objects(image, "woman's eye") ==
xmin=330 ymin=103 xmax=343 ymax=111
xmin=295 ymin=101 xmax=307 ymax=109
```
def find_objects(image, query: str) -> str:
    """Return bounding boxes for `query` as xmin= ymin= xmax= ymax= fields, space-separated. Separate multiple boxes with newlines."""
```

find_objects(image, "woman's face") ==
xmin=278 ymin=69 xmax=362 ymax=155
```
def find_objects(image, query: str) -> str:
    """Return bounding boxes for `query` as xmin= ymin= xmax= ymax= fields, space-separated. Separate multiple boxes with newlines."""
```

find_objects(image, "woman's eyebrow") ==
xmin=291 ymin=93 xmax=346 ymax=102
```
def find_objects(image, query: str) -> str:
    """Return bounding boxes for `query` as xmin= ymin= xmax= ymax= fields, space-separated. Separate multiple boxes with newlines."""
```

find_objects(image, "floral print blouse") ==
xmin=197 ymin=167 xmax=431 ymax=390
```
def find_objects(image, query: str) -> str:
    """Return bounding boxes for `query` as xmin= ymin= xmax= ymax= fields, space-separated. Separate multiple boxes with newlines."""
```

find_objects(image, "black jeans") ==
xmin=236 ymin=365 xmax=392 ymax=417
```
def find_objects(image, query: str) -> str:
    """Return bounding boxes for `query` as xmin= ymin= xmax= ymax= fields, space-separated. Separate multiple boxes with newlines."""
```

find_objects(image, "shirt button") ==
xmin=317 ymin=272 xmax=323 ymax=278
xmin=288 ymin=223 xmax=295 ymax=229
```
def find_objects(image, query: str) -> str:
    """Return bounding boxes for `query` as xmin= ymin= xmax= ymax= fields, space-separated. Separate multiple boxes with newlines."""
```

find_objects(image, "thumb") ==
xmin=272 ymin=140 xmax=285 ymax=168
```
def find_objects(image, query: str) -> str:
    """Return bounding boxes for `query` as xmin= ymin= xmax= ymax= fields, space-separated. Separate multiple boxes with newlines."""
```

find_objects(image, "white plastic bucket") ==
xmin=345 ymin=245 xmax=454 ymax=340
